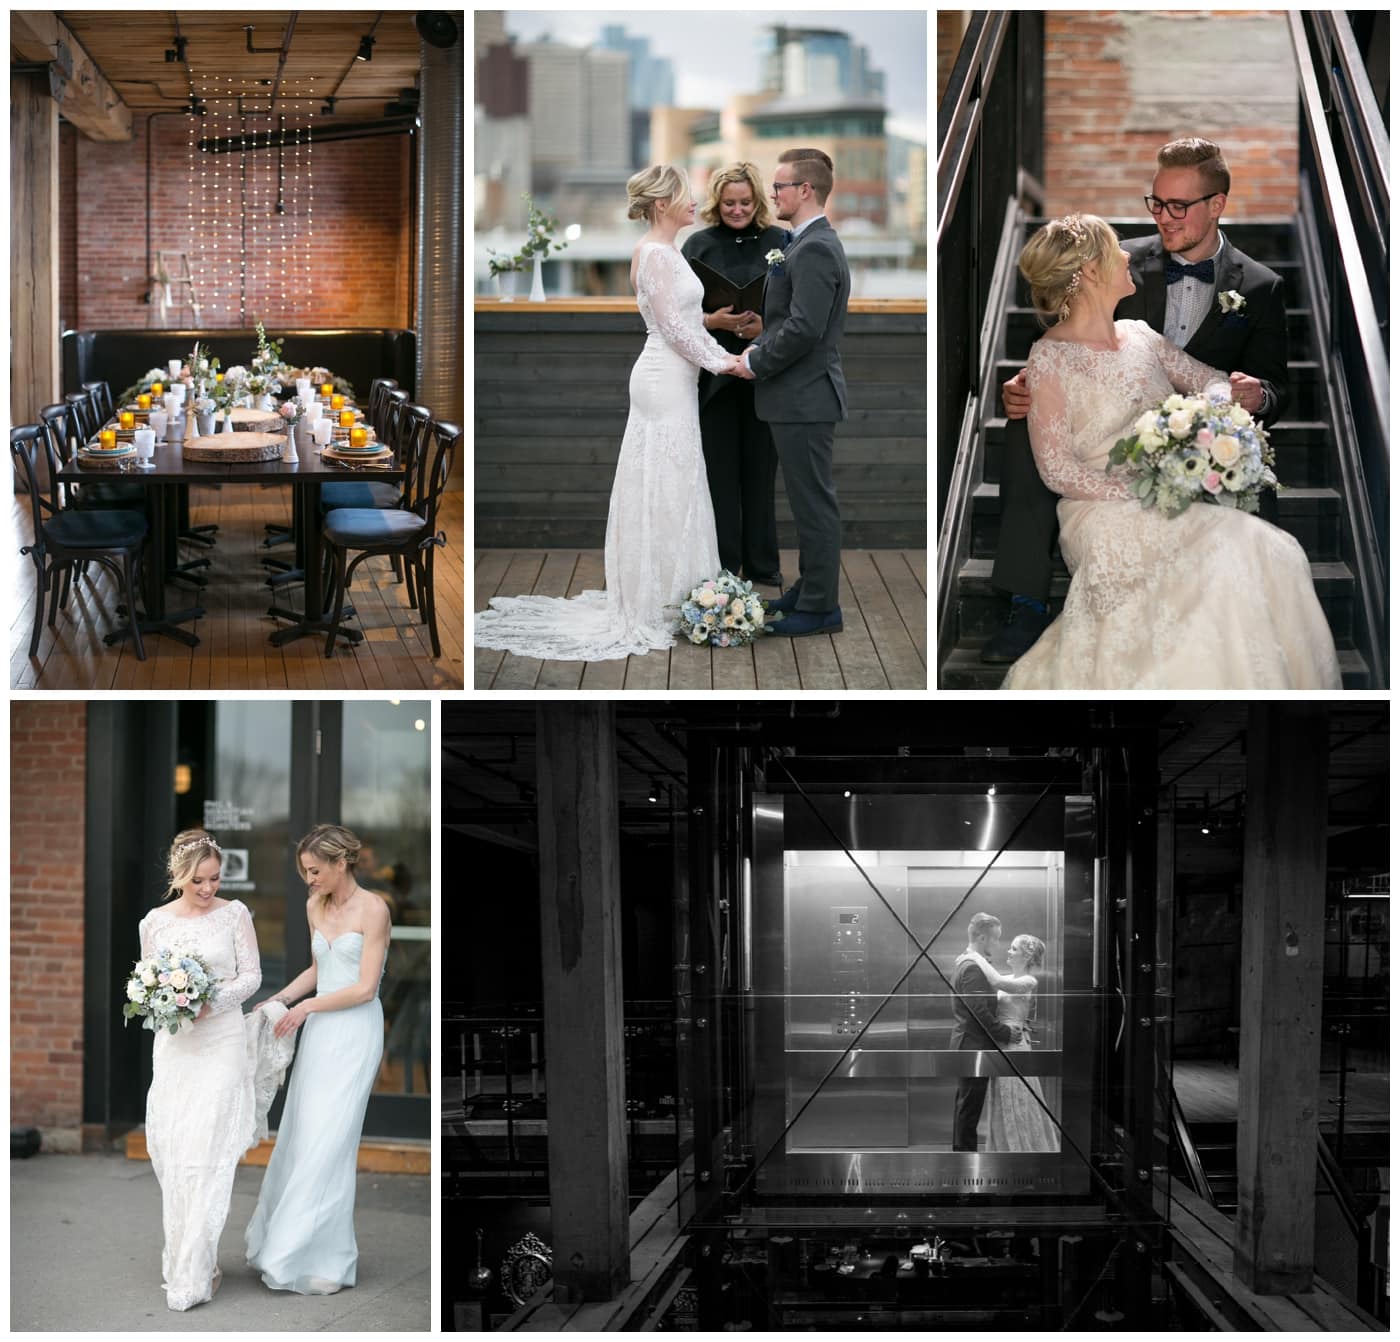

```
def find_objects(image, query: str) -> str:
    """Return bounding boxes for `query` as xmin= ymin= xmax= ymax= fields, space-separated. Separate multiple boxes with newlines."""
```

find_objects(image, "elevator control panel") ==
xmin=830 ymin=906 xmax=868 ymax=1035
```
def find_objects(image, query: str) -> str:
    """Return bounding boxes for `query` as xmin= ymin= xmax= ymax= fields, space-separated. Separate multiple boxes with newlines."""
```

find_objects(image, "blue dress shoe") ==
xmin=765 ymin=586 xmax=802 ymax=614
xmin=771 ymin=607 xmax=843 ymax=638
xmin=980 ymin=598 xmax=1052 ymax=664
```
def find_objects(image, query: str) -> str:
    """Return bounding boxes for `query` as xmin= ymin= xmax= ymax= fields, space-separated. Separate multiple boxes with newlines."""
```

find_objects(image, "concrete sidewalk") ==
xmin=10 ymin=1151 xmax=431 ymax=1332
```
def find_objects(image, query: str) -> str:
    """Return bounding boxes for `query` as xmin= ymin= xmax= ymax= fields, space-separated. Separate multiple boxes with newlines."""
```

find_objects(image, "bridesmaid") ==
xmin=246 ymin=824 xmax=390 ymax=1295
xmin=681 ymin=161 xmax=789 ymax=587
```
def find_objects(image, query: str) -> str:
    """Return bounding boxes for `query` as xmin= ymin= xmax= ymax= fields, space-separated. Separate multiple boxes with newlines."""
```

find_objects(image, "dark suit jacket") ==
xmin=1116 ymin=232 xmax=1290 ymax=427
xmin=748 ymin=216 xmax=850 ymax=424
xmin=948 ymin=957 xmax=1015 ymax=1049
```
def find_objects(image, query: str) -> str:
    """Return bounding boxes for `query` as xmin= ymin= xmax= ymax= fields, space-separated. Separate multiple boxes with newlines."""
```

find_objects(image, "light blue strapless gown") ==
xmin=245 ymin=930 xmax=385 ymax=1293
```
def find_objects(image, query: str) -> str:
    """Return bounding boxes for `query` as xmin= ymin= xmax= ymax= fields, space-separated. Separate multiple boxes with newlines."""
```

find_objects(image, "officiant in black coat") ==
xmin=681 ymin=162 xmax=789 ymax=586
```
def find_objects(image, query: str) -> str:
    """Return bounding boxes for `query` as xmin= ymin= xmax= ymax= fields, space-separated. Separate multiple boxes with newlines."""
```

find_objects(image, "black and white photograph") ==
xmin=445 ymin=702 xmax=1387 ymax=1330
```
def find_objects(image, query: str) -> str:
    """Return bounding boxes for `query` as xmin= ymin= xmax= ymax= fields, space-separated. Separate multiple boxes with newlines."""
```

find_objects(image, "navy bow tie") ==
xmin=1166 ymin=258 xmax=1215 ymax=285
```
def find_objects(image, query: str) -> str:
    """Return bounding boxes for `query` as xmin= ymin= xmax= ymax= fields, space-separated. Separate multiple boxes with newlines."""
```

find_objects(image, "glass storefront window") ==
xmin=341 ymin=701 xmax=432 ymax=1102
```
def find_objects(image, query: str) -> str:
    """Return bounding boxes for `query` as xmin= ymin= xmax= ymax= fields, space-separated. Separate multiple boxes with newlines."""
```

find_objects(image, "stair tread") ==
xmin=971 ymin=481 xmax=1342 ymax=506
xmin=957 ymin=555 xmax=1358 ymax=586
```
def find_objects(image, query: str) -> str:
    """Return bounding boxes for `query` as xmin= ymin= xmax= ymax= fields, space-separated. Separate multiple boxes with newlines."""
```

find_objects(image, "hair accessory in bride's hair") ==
xmin=1058 ymin=214 xmax=1089 ymax=246
xmin=1058 ymin=269 xmax=1083 ymax=323
xmin=171 ymin=834 xmax=222 ymax=861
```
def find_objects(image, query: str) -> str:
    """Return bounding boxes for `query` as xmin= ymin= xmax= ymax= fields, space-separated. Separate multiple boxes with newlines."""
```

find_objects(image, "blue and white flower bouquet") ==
xmin=1107 ymin=382 xmax=1277 ymax=518
xmin=122 ymin=949 xmax=216 ymax=1034
xmin=679 ymin=571 xmax=770 ymax=648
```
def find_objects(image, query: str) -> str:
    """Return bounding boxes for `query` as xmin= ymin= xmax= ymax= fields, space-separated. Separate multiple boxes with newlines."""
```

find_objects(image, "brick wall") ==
xmin=59 ymin=123 xmax=78 ymax=331
xmin=10 ymin=702 xmax=88 ymax=1151
xmin=1044 ymin=10 xmax=1297 ymax=220
xmin=65 ymin=114 xmax=412 ymax=330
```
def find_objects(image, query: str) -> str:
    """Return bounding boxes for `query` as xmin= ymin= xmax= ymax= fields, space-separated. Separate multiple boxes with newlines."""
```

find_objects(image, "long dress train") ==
xmin=245 ymin=929 xmax=385 ymax=1293
xmin=978 ymin=989 xmax=1059 ymax=1152
xmin=141 ymin=900 xmax=263 ymax=1312
xmin=1004 ymin=320 xmax=1341 ymax=689
xmin=474 ymin=241 xmax=732 ymax=660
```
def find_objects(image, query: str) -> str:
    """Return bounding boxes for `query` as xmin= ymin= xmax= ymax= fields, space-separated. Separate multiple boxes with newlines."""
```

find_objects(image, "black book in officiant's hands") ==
xmin=688 ymin=258 xmax=767 ymax=315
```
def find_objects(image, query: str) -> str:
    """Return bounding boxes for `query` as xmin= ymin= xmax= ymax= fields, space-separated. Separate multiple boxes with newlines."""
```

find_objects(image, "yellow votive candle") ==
xmin=321 ymin=382 xmax=334 ymax=397
xmin=137 ymin=393 xmax=152 ymax=411
xmin=339 ymin=409 xmax=356 ymax=429
xmin=99 ymin=428 xmax=117 ymax=451
xmin=151 ymin=380 xmax=163 ymax=397
xmin=216 ymin=371 xmax=225 ymax=383
xmin=330 ymin=393 xmax=345 ymax=411
xmin=119 ymin=411 xmax=136 ymax=431
xmin=349 ymin=425 xmax=369 ymax=448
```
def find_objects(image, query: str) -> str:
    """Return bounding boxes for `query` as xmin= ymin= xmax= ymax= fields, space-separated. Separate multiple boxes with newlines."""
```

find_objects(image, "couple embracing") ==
xmin=137 ymin=825 xmax=388 ymax=1310
xmin=476 ymin=149 xmax=850 ymax=660
xmin=982 ymin=137 xmax=1340 ymax=689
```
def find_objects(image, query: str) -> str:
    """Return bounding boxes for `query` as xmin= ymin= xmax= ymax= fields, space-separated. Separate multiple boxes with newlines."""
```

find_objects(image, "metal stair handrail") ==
xmin=936 ymin=11 xmax=1011 ymax=247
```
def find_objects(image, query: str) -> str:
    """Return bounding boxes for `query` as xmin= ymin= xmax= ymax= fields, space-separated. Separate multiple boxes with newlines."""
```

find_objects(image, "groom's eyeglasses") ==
xmin=771 ymin=179 xmax=804 ymax=194
xmin=1145 ymin=192 xmax=1219 ymax=219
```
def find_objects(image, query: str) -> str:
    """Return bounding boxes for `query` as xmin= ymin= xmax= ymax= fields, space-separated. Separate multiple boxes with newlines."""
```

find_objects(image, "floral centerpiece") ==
xmin=279 ymin=366 xmax=357 ymax=401
xmin=1106 ymin=383 xmax=1278 ymax=518
xmin=247 ymin=321 xmax=284 ymax=400
xmin=489 ymin=194 xmax=569 ymax=299
xmin=679 ymin=571 xmax=770 ymax=647
xmin=122 ymin=949 xmax=215 ymax=1034
xmin=217 ymin=364 xmax=249 ymax=410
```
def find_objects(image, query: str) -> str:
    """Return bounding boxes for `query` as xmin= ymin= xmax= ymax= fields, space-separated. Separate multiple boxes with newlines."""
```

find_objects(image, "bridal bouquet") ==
xmin=1107 ymin=383 xmax=1277 ymax=518
xmin=679 ymin=571 xmax=768 ymax=647
xmin=122 ymin=950 xmax=216 ymax=1034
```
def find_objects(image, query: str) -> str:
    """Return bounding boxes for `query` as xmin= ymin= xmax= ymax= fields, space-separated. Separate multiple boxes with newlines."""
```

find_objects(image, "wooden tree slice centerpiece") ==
xmin=183 ymin=431 xmax=287 ymax=462
xmin=220 ymin=407 xmax=285 ymax=433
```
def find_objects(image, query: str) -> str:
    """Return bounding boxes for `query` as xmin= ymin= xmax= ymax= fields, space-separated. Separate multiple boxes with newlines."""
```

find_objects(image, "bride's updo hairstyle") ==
xmin=297 ymin=824 xmax=362 ymax=904
xmin=165 ymin=828 xmax=223 ymax=900
xmin=1019 ymin=213 xmax=1121 ymax=326
xmin=1012 ymin=933 xmax=1047 ymax=970
xmin=627 ymin=164 xmax=688 ymax=223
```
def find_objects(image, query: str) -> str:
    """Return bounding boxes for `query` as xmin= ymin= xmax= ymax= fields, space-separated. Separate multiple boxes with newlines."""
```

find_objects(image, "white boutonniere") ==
xmin=1218 ymin=290 xmax=1246 ymax=314
xmin=765 ymin=248 xmax=786 ymax=268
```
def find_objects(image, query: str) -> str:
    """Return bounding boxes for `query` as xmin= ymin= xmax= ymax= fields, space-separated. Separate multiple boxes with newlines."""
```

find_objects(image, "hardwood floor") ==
xmin=8 ymin=485 xmax=465 ymax=690
xmin=474 ymin=548 xmax=927 ymax=691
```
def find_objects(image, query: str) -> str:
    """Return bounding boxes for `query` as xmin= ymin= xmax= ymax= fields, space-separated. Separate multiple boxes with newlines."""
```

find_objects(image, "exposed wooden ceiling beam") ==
xmin=11 ymin=11 xmax=133 ymax=142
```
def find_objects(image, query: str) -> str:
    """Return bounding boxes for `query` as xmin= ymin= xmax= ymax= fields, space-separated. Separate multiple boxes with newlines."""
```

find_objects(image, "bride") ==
xmin=475 ymin=164 xmax=745 ymax=661
xmin=1003 ymin=214 xmax=1342 ymax=689
xmin=245 ymin=825 xmax=389 ymax=1294
xmin=140 ymin=830 xmax=265 ymax=1311
xmin=963 ymin=935 xmax=1059 ymax=1152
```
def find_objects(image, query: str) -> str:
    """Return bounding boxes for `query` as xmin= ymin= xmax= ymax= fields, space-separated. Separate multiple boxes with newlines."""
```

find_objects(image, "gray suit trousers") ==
xmin=770 ymin=421 xmax=841 ymax=610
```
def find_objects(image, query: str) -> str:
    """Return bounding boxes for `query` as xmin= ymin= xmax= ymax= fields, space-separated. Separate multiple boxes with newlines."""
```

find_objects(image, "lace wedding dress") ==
xmin=977 ymin=988 xmax=1059 ymax=1153
xmin=245 ymin=929 xmax=385 ymax=1293
xmin=140 ymin=900 xmax=264 ymax=1312
xmin=1004 ymin=319 xmax=1342 ymax=689
xmin=475 ymin=241 xmax=731 ymax=660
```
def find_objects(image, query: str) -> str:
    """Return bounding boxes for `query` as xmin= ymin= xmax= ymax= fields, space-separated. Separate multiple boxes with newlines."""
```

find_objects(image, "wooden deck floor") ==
xmin=474 ymin=548 xmax=927 ymax=691
xmin=9 ymin=486 xmax=465 ymax=690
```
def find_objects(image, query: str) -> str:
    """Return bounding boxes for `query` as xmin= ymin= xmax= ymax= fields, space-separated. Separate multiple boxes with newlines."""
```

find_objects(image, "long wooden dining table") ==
xmin=56 ymin=434 xmax=406 ymax=651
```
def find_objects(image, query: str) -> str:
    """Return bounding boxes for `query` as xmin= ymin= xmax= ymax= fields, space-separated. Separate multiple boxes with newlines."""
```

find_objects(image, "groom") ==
xmin=950 ymin=912 xmax=1020 ymax=1151
xmin=735 ymin=149 xmax=851 ymax=638
xmin=982 ymin=136 xmax=1291 ymax=663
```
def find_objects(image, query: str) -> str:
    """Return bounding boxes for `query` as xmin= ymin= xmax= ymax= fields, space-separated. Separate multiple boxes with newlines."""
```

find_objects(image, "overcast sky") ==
xmin=504 ymin=9 xmax=927 ymax=143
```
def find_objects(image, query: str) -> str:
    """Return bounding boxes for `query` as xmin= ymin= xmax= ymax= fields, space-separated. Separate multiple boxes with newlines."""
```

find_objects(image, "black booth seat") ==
xmin=62 ymin=329 xmax=416 ymax=406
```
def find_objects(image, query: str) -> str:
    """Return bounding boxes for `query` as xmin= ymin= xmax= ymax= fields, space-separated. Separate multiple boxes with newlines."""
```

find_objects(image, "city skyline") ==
xmin=504 ymin=10 xmax=927 ymax=143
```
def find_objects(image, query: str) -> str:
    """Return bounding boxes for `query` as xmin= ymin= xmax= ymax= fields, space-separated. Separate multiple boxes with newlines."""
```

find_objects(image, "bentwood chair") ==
xmin=320 ymin=402 xmax=433 ymax=600
xmin=368 ymin=377 xmax=399 ymax=436
xmin=83 ymin=380 xmax=115 ymax=425
xmin=11 ymin=423 xmax=148 ymax=661
xmin=320 ymin=418 xmax=459 ymax=658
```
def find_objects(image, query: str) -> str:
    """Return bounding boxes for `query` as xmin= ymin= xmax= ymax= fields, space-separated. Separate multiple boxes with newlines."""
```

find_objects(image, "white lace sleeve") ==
xmin=1139 ymin=320 xmax=1225 ymax=393
xmin=139 ymin=913 xmax=155 ymax=962
xmin=639 ymin=246 xmax=733 ymax=374
xmin=209 ymin=902 xmax=262 ymax=1015
xmin=1026 ymin=348 xmax=1134 ymax=502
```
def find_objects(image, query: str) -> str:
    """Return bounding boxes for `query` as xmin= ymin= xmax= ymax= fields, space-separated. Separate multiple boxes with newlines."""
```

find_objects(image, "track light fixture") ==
xmin=356 ymin=34 xmax=376 ymax=62
xmin=164 ymin=35 xmax=188 ymax=64
xmin=648 ymin=781 xmax=660 ymax=805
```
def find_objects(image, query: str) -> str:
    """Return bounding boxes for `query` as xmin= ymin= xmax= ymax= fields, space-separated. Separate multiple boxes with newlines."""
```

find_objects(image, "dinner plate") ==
xmin=81 ymin=441 xmax=137 ymax=457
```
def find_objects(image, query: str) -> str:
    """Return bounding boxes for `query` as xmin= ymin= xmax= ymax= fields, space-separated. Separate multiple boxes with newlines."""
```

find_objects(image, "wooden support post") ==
xmin=1235 ymin=703 xmax=1329 ymax=1293
xmin=10 ymin=72 xmax=61 ymax=431
xmin=536 ymin=705 xmax=630 ymax=1303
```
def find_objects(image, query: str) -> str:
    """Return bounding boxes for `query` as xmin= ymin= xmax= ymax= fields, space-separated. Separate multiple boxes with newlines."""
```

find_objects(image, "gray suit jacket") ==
xmin=748 ymin=216 xmax=851 ymax=424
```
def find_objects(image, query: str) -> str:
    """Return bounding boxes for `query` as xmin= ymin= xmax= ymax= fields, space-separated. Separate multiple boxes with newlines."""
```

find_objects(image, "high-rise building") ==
xmin=523 ymin=41 xmax=630 ymax=191
xmin=598 ymin=24 xmax=676 ymax=165
xmin=757 ymin=25 xmax=886 ymax=102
